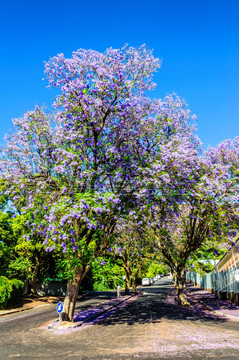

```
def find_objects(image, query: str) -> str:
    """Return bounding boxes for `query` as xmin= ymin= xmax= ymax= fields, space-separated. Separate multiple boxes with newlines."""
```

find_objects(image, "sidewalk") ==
xmin=186 ymin=282 xmax=239 ymax=319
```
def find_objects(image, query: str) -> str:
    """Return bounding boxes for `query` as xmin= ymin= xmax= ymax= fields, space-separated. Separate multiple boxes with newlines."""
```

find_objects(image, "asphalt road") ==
xmin=0 ymin=278 xmax=239 ymax=359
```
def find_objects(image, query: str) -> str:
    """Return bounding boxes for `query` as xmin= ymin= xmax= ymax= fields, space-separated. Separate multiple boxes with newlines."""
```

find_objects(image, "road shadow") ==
xmin=93 ymin=281 xmax=234 ymax=329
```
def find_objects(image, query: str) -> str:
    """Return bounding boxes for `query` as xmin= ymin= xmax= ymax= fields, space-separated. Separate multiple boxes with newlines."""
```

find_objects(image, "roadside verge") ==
xmin=46 ymin=291 xmax=143 ymax=330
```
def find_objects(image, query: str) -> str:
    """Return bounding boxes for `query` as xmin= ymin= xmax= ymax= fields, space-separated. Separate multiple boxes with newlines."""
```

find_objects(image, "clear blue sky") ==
xmin=0 ymin=0 xmax=238 ymax=149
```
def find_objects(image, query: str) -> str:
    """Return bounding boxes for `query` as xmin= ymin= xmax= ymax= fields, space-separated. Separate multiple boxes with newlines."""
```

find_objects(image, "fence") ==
xmin=186 ymin=268 xmax=239 ymax=305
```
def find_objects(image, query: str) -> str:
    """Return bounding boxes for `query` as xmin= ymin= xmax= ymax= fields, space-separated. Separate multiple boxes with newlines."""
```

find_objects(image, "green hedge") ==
xmin=0 ymin=276 xmax=24 ymax=309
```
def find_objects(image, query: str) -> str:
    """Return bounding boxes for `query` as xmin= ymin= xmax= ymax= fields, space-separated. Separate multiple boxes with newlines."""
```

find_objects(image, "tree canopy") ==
xmin=1 ymin=44 xmax=238 ymax=318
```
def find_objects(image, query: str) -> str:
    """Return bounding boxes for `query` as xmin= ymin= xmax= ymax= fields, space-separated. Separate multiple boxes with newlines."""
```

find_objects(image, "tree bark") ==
xmin=132 ymin=274 xmax=137 ymax=293
xmin=62 ymin=265 xmax=90 ymax=322
xmin=174 ymin=266 xmax=190 ymax=306
xmin=124 ymin=268 xmax=131 ymax=295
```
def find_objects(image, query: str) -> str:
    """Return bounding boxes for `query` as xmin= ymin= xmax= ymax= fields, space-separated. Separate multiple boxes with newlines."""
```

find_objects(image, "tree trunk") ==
xmin=132 ymin=274 xmax=137 ymax=293
xmin=174 ymin=266 xmax=190 ymax=306
xmin=124 ymin=269 xmax=130 ymax=295
xmin=62 ymin=276 xmax=81 ymax=322
xmin=29 ymin=255 xmax=40 ymax=295
xmin=62 ymin=265 xmax=90 ymax=322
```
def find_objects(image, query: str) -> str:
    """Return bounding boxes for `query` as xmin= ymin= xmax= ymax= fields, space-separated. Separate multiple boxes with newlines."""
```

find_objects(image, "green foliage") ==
xmin=145 ymin=261 xmax=169 ymax=278
xmin=91 ymin=257 xmax=124 ymax=290
xmin=190 ymin=261 xmax=214 ymax=277
xmin=0 ymin=211 xmax=16 ymax=277
xmin=8 ymin=256 xmax=32 ymax=279
xmin=0 ymin=180 xmax=9 ymax=210
xmin=6 ymin=278 xmax=24 ymax=308
xmin=0 ymin=208 xmax=61 ymax=285
xmin=55 ymin=256 xmax=83 ymax=281
xmin=0 ymin=211 xmax=34 ymax=280
xmin=187 ymin=242 xmax=227 ymax=277
xmin=0 ymin=276 xmax=12 ymax=309
xmin=5 ymin=213 xmax=41 ymax=280
xmin=0 ymin=276 xmax=24 ymax=309
xmin=0 ymin=212 xmax=12 ymax=241
xmin=0 ymin=242 xmax=12 ymax=277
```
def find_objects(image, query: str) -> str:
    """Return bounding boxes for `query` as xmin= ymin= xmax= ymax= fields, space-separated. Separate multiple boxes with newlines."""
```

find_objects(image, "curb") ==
xmin=48 ymin=291 xmax=143 ymax=329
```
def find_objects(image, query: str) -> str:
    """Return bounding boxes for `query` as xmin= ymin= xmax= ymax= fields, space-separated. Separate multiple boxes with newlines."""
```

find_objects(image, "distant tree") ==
xmin=148 ymin=138 xmax=239 ymax=305
xmin=9 ymin=212 xmax=59 ymax=294
xmin=145 ymin=259 xmax=169 ymax=278
xmin=91 ymin=256 xmax=124 ymax=291
xmin=112 ymin=217 xmax=159 ymax=294
xmin=186 ymin=241 xmax=227 ymax=277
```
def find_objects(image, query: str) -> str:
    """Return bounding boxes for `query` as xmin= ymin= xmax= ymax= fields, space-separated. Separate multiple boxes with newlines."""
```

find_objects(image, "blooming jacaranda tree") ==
xmin=1 ymin=45 xmax=202 ymax=320
xmin=146 ymin=137 xmax=239 ymax=305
